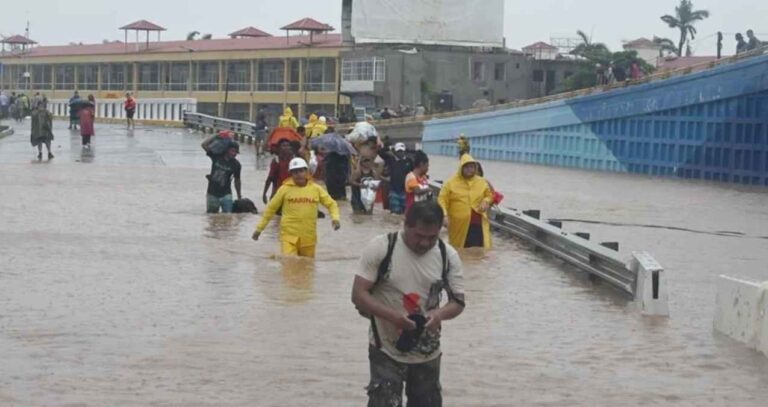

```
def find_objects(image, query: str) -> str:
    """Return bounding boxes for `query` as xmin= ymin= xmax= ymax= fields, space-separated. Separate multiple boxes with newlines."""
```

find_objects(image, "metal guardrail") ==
xmin=184 ymin=112 xmax=259 ymax=143
xmin=429 ymin=181 xmax=669 ymax=316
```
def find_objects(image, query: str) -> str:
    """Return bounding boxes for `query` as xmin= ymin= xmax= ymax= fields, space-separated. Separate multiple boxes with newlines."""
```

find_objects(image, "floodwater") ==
xmin=1 ymin=120 xmax=767 ymax=406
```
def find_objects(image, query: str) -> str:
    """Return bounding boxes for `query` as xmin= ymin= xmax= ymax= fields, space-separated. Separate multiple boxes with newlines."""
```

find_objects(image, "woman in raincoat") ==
xmin=30 ymin=99 xmax=55 ymax=160
xmin=278 ymin=107 xmax=299 ymax=129
xmin=309 ymin=116 xmax=328 ymax=138
xmin=438 ymin=154 xmax=493 ymax=249
xmin=305 ymin=113 xmax=318 ymax=137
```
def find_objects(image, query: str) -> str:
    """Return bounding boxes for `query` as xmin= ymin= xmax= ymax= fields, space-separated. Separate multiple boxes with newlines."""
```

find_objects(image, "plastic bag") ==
xmin=360 ymin=178 xmax=381 ymax=212
xmin=309 ymin=150 xmax=318 ymax=175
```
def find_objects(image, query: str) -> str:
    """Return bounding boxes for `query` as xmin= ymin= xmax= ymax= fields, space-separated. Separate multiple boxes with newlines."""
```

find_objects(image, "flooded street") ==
xmin=1 ymin=121 xmax=767 ymax=406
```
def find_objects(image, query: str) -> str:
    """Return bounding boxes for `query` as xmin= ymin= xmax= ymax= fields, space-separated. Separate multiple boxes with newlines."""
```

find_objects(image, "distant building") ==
xmin=622 ymin=38 xmax=662 ymax=66
xmin=522 ymin=42 xmax=560 ymax=61
xmin=0 ymin=19 xmax=346 ymax=124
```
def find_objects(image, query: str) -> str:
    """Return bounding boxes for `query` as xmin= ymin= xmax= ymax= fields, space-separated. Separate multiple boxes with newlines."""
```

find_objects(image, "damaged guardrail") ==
xmin=430 ymin=181 xmax=669 ymax=316
xmin=184 ymin=112 xmax=257 ymax=143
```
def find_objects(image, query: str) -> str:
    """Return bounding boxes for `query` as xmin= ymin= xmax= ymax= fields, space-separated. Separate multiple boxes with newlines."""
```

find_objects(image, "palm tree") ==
xmin=186 ymin=31 xmax=200 ymax=41
xmin=653 ymin=36 xmax=679 ymax=57
xmin=660 ymin=0 xmax=710 ymax=56
xmin=570 ymin=30 xmax=610 ymax=60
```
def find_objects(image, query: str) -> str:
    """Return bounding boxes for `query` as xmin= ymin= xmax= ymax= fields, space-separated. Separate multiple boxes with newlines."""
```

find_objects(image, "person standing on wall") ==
xmin=351 ymin=200 xmax=466 ymax=407
xmin=124 ymin=92 xmax=137 ymax=129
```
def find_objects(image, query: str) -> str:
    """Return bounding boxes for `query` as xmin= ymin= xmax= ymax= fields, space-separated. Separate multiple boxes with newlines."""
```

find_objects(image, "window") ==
xmin=77 ymin=64 xmax=99 ymax=90
xmin=195 ymin=62 xmax=219 ymax=91
xmin=288 ymin=60 xmax=301 ymax=91
xmin=305 ymin=58 xmax=335 ymax=92
xmin=103 ymin=64 xmax=127 ymax=91
xmin=257 ymin=60 xmax=284 ymax=91
xmin=31 ymin=65 xmax=52 ymax=90
xmin=55 ymin=65 xmax=75 ymax=90
xmin=564 ymin=71 xmax=573 ymax=79
xmin=494 ymin=63 xmax=506 ymax=81
xmin=225 ymin=61 xmax=250 ymax=92
xmin=168 ymin=63 xmax=190 ymax=91
xmin=138 ymin=63 xmax=161 ymax=91
xmin=472 ymin=61 xmax=485 ymax=81
xmin=533 ymin=69 xmax=544 ymax=82
xmin=341 ymin=57 xmax=385 ymax=82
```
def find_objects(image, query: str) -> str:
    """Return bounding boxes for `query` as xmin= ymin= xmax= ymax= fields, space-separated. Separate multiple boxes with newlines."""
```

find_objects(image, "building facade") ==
xmin=0 ymin=31 xmax=347 ymax=125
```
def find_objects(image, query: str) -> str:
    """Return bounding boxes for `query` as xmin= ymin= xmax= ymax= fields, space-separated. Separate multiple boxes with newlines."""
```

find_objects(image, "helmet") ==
xmin=394 ymin=142 xmax=406 ymax=152
xmin=289 ymin=157 xmax=309 ymax=171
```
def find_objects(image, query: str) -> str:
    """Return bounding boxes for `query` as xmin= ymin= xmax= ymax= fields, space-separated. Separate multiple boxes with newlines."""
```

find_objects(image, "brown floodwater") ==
xmin=1 ymin=121 xmax=767 ymax=406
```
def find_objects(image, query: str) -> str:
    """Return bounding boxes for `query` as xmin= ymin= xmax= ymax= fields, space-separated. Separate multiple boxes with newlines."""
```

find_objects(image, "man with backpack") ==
xmin=351 ymin=201 xmax=466 ymax=407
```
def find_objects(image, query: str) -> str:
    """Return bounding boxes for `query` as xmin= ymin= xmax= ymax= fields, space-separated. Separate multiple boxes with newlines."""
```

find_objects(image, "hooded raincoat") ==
xmin=256 ymin=179 xmax=340 ymax=255
xmin=438 ymin=154 xmax=493 ymax=249
xmin=305 ymin=113 xmax=318 ymax=136
xmin=278 ymin=107 xmax=300 ymax=129
xmin=310 ymin=117 xmax=328 ymax=138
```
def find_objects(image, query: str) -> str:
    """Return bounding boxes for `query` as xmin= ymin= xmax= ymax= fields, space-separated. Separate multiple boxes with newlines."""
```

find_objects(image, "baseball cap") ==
xmin=289 ymin=157 xmax=309 ymax=171
xmin=394 ymin=142 xmax=406 ymax=152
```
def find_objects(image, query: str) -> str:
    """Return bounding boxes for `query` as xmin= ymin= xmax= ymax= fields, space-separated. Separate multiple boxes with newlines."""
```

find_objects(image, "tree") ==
xmin=186 ymin=31 xmax=200 ymax=41
xmin=653 ymin=36 xmax=679 ymax=57
xmin=660 ymin=0 xmax=710 ymax=56
xmin=570 ymin=30 xmax=610 ymax=61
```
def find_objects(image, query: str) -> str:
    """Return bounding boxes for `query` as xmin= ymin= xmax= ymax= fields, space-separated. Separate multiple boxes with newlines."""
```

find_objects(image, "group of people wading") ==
xmin=200 ymin=105 xmax=500 ymax=406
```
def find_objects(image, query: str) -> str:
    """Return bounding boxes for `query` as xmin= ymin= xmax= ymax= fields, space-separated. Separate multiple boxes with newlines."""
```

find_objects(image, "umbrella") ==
xmin=267 ymin=127 xmax=303 ymax=150
xmin=69 ymin=99 xmax=94 ymax=107
xmin=311 ymin=133 xmax=357 ymax=156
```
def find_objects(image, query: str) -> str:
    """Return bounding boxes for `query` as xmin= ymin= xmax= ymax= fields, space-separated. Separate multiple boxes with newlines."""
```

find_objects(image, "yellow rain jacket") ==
xmin=310 ymin=117 xmax=328 ymax=138
xmin=438 ymin=154 xmax=493 ymax=249
xmin=256 ymin=179 xmax=340 ymax=247
xmin=278 ymin=107 xmax=299 ymax=129
xmin=305 ymin=114 xmax=318 ymax=136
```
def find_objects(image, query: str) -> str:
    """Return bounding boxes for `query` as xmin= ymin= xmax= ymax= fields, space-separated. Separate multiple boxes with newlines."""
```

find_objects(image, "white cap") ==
xmin=289 ymin=157 xmax=309 ymax=171
xmin=394 ymin=142 xmax=406 ymax=152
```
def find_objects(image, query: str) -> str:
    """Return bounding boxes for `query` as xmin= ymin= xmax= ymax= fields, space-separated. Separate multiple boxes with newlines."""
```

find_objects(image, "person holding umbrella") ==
xmin=311 ymin=131 xmax=357 ymax=200
xmin=68 ymin=91 xmax=81 ymax=130
xmin=78 ymin=95 xmax=96 ymax=149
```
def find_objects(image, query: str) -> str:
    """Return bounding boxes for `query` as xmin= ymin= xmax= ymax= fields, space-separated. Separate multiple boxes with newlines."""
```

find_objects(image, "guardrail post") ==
xmin=628 ymin=252 xmax=669 ymax=316
xmin=575 ymin=232 xmax=590 ymax=240
xmin=523 ymin=210 xmax=540 ymax=219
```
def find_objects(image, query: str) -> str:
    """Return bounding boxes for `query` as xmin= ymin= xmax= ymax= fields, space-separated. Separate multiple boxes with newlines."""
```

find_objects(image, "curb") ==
xmin=0 ymin=126 xmax=14 ymax=139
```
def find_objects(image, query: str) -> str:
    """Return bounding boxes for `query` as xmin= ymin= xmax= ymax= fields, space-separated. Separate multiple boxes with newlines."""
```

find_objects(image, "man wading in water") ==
xmin=352 ymin=201 xmax=465 ymax=406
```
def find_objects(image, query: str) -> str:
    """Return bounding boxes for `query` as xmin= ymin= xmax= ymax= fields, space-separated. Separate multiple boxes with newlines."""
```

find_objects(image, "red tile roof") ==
xmin=119 ymin=20 xmax=166 ymax=31
xmin=1 ymin=35 xmax=37 ymax=45
xmin=280 ymin=18 xmax=334 ymax=32
xmin=229 ymin=27 xmax=272 ymax=38
xmin=522 ymin=41 xmax=558 ymax=50
xmin=6 ymin=34 xmax=342 ymax=59
xmin=656 ymin=56 xmax=717 ymax=71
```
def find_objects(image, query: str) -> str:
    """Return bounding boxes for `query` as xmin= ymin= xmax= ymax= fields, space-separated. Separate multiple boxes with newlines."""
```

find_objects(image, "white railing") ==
xmin=47 ymin=98 xmax=197 ymax=122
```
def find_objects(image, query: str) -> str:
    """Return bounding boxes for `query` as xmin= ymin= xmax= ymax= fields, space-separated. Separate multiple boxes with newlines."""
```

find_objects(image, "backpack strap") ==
xmin=370 ymin=232 xmax=398 ymax=349
xmin=438 ymin=239 xmax=465 ymax=307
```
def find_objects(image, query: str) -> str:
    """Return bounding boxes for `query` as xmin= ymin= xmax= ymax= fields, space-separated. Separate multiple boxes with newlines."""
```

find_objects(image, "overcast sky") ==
xmin=0 ymin=0 xmax=765 ymax=56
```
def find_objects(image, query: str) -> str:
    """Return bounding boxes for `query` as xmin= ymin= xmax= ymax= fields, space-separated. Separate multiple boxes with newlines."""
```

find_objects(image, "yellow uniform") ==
xmin=438 ymin=154 xmax=493 ymax=249
xmin=310 ymin=117 xmax=328 ymax=138
xmin=256 ymin=179 xmax=340 ymax=257
xmin=278 ymin=107 xmax=300 ymax=129
xmin=305 ymin=113 xmax=318 ymax=136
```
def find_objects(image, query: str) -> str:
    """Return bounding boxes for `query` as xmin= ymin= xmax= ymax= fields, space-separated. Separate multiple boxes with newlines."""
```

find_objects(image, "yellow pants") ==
xmin=281 ymin=240 xmax=316 ymax=258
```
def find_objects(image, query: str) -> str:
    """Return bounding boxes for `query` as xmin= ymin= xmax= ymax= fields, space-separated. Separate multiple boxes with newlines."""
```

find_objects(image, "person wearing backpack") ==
xmin=351 ymin=201 xmax=466 ymax=407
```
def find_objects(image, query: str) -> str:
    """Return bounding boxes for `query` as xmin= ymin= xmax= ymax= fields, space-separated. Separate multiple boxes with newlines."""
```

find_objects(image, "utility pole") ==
xmin=716 ymin=32 xmax=723 ymax=59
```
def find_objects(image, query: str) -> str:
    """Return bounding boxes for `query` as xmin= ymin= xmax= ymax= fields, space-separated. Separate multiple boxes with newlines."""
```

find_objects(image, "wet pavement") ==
xmin=1 ymin=119 xmax=767 ymax=406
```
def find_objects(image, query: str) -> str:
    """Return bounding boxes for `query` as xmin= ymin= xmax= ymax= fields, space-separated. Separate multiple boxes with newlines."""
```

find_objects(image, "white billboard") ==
xmin=351 ymin=0 xmax=505 ymax=48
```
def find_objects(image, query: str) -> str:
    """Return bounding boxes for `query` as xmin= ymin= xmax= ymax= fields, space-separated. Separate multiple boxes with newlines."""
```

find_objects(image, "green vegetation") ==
xmin=660 ymin=0 xmax=710 ymax=56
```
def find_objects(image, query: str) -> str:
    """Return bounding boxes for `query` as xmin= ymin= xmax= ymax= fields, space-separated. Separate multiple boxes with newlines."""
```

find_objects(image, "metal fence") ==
xmin=429 ymin=181 xmax=669 ymax=316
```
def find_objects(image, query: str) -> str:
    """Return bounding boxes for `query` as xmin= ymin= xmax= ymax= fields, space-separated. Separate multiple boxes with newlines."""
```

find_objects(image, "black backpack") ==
xmin=365 ymin=232 xmax=456 ymax=349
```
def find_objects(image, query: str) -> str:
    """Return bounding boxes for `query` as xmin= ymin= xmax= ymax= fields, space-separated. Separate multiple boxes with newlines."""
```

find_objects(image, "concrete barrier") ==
xmin=48 ymin=98 xmax=196 ymax=125
xmin=714 ymin=275 xmax=768 ymax=356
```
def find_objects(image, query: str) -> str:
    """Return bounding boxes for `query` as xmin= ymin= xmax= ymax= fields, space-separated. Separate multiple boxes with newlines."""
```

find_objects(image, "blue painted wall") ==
xmin=423 ymin=54 xmax=768 ymax=186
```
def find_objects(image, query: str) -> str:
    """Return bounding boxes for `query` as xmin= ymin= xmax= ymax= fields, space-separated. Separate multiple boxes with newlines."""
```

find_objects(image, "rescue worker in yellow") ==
xmin=310 ymin=116 xmax=328 ymax=138
xmin=438 ymin=154 xmax=493 ymax=249
xmin=278 ymin=107 xmax=300 ymax=129
xmin=252 ymin=157 xmax=341 ymax=257
xmin=305 ymin=113 xmax=318 ymax=136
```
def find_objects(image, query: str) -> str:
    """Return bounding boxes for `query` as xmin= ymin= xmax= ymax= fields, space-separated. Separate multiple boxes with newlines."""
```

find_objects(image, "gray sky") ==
xmin=0 ymin=0 xmax=765 ymax=55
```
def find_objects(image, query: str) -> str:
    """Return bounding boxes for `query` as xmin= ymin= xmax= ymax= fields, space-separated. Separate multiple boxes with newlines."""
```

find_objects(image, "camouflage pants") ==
xmin=366 ymin=346 xmax=442 ymax=407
